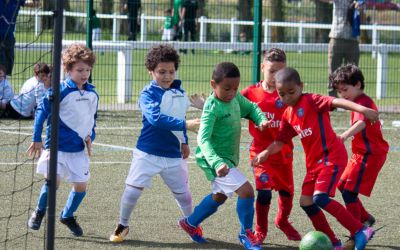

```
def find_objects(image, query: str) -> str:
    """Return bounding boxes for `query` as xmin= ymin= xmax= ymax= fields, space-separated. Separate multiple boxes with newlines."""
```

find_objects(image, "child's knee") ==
xmin=236 ymin=181 xmax=254 ymax=199
xmin=313 ymin=193 xmax=331 ymax=208
xmin=73 ymin=182 xmax=87 ymax=192
xmin=341 ymin=189 xmax=358 ymax=204
xmin=299 ymin=195 xmax=313 ymax=207
xmin=212 ymin=193 xmax=227 ymax=203
xmin=257 ymin=189 xmax=272 ymax=205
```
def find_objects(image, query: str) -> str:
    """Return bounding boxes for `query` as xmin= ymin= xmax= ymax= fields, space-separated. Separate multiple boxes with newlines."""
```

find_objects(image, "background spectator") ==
xmin=181 ymin=0 xmax=199 ymax=54
xmin=92 ymin=10 xmax=101 ymax=41
xmin=0 ymin=64 xmax=14 ymax=112
xmin=124 ymin=0 xmax=141 ymax=41
xmin=161 ymin=8 xmax=174 ymax=41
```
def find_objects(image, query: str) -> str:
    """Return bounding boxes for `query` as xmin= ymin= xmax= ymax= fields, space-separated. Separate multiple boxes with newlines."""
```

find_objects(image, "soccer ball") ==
xmin=299 ymin=231 xmax=333 ymax=250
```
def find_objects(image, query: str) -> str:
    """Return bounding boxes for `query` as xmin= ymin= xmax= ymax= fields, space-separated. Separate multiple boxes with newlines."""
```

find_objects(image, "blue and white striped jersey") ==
xmin=33 ymin=78 xmax=99 ymax=152
xmin=136 ymin=79 xmax=190 ymax=158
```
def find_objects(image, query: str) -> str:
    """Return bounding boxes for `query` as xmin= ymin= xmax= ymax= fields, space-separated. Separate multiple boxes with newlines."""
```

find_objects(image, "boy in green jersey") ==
xmin=179 ymin=62 xmax=268 ymax=250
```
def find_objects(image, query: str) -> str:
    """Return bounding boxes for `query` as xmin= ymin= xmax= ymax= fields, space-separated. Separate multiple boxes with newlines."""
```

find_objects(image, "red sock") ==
xmin=345 ymin=201 xmax=361 ymax=221
xmin=358 ymin=198 xmax=370 ymax=223
xmin=275 ymin=193 xmax=293 ymax=224
xmin=323 ymin=199 xmax=364 ymax=235
xmin=255 ymin=201 xmax=269 ymax=235
xmin=308 ymin=210 xmax=340 ymax=245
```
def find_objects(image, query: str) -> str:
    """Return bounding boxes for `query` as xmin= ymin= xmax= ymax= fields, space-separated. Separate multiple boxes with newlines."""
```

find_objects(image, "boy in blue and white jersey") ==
xmin=27 ymin=44 xmax=98 ymax=237
xmin=110 ymin=44 xmax=200 ymax=242
xmin=0 ymin=62 xmax=50 ymax=119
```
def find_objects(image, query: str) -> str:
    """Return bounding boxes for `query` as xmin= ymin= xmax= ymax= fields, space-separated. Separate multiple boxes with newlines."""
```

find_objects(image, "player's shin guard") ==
xmin=237 ymin=197 xmax=255 ymax=235
xmin=342 ymin=190 xmax=361 ymax=221
xmin=61 ymin=191 xmax=86 ymax=218
xmin=301 ymin=204 xmax=340 ymax=245
xmin=187 ymin=193 xmax=223 ymax=227
xmin=173 ymin=191 xmax=193 ymax=217
xmin=313 ymin=193 xmax=363 ymax=236
xmin=119 ymin=185 xmax=142 ymax=226
xmin=255 ymin=190 xmax=271 ymax=236
xmin=276 ymin=190 xmax=293 ymax=224
xmin=358 ymin=198 xmax=371 ymax=223
xmin=36 ymin=182 xmax=49 ymax=213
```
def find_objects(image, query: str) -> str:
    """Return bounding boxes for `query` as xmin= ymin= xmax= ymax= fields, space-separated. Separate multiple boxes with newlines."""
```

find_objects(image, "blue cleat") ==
xmin=354 ymin=226 xmax=374 ymax=250
xmin=178 ymin=218 xmax=207 ymax=243
xmin=238 ymin=229 xmax=262 ymax=250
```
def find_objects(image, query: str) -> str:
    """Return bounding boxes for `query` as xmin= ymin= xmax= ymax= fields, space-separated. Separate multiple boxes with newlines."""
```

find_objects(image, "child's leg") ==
xmin=187 ymin=193 xmax=226 ymax=227
xmin=236 ymin=181 xmax=255 ymax=235
xmin=276 ymin=190 xmax=294 ymax=224
xmin=61 ymin=182 xmax=87 ymax=219
xmin=119 ymin=185 xmax=143 ymax=226
xmin=300 ymin=195 xmax=341 ymax=245
xmin=341 ymin=189 xmax=361 ymax=221
xmin=35 ymin=176 xmax=61 ymax=213
xmin=358 ymin=198 xmax=372 ymax=223
xmin=255 ymin=189 xmax=271 ymax=237
xmin=173 ymin=191 xmax=193 ymax=217
xmin=313 ymin=192 xmax=364 ymax=236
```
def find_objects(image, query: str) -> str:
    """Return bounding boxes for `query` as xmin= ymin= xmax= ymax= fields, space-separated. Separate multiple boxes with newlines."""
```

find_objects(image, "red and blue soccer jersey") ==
xmin=241 ymin=82 xmax=293 ymax=163
xmin=277 ymin=94 xmax=347 ymax=171
xmin=350 ymin=94 xmax=389 ymax=156
xmin=241 ymin=83 xmax=294 ymax=192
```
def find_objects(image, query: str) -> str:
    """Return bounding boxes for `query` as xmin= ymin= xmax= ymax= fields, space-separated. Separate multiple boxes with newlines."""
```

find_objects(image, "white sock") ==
xmin=173 ymin=191 xmax=193 ymax=217
xmin=119 ymin=185 xmax=142 ymax=226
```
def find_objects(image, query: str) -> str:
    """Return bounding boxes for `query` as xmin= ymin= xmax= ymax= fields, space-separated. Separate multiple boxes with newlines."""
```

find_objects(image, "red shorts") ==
xmin=302 ymin=161 xmax=346 ymax=197
xmin=337 ymin=153 xmax=386 ymax=197
xmin=250 ymin=151 xmax=294 ymax=193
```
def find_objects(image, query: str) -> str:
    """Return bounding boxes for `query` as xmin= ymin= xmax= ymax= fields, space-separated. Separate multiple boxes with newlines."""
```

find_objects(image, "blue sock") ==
xmin=61 ymin=191 xmax=86 ymax=218
xmin=187 ymin=193 xmax=223 ymax=227
xmin=237 ymin=196 xmax=255 ymax=235
xmin=36 ymin=183 xmax=49 ymax=213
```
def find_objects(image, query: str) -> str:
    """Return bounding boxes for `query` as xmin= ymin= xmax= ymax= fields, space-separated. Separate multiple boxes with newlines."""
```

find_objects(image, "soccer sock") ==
xmin=314 ymin=193 xmax=363 ymax=236
xmin=358 ymin=198 xmax=370 ymax=223
xmin=187 ymin=193 xmax=223 ymax=227
xmin=237 ymin=196 xmax=255 ymax=235
xmin=61 ymin=191 xmax=86 ymax=218
xmin=255 ymin=190 xmax=271 ymax=235
xmin=342 ymin=190 xmax=361 ymax=221
xmin=276 ymin=190 xmax=294 ymax=225
xmin=119 ymin=185 xmax=142 ymax=226
xmin=36 ymin=182 xmax=49 ymax=213
xmin=173 ymin=191 xmax=193 ymax=217
xmin=301 ymin=204 xmax=340 ymax=245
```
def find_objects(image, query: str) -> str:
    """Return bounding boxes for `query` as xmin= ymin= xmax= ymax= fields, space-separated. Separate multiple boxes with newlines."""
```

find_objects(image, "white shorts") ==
xmin=125 ymin=148 xmax=189 ymax=193
xmin=36 ymin=150 xmax=90 ymax=183
xmin=211 ymin=168 xmax=248 ymax=197
xmin=162 ymin=29 xmax=174 ymax=41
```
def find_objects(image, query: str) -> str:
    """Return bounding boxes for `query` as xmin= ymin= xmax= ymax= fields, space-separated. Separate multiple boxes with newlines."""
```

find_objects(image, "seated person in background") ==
xmin=0 ymin=62 xmax=50 ymax=119
xmin=0 ymin=64 xmax=14 ymax=112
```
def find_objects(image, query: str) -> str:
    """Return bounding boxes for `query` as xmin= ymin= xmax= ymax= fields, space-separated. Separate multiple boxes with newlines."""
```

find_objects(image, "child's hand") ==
xmin=257 ymin=120 xmax=271 ymax=131
xmin=85 ymin=136 xmax=92 ymax=156
xmin=189 ymin=93 xmax=206 ymax=110
xmin=252 ymin=150 xmax=270 ymax=166
xmin=362 ymin=108 xmax=379 ymax=123
xmin=186 ymin=118 xmax=200 ymax=132
xmin=216 ymin=164 xmax=229 ymax=177
xmin=27 ymin=142 xmax=43 ymax=158
xmin=181 ymin=143 xmax=190 ymax=159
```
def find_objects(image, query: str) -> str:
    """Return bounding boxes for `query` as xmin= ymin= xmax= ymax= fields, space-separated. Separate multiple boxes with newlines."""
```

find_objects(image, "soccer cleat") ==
xmin=254 ymin=231 xmax=266 ymax=245
xmin=333 ymin=240 xmax=344 ymax=250
xmin=363 ymin=214 xmax=376 ymax=227
xmin=178 ymin=218 xmax=207 ymax=243
xmin=238 ymin=229 xmax=262 ymax=250
xmin=354 ymin=226 xmax=374 ymax=250
xmin=275 ymin=219 xmax=301 ymax=241
xmin=60 ymin=216 xmax=83 ymax=236
xmin=28 ymin=210 xmax=45 ymax=230
xmin=110 ymin=224 xmax=129 ymax=242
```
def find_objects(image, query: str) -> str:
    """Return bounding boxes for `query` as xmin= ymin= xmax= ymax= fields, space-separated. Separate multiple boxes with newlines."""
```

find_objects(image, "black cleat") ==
xmin=60 ymin=216 xmax=83 ymax=236
xmin=28 ymin=210 xmax=45 ymax=230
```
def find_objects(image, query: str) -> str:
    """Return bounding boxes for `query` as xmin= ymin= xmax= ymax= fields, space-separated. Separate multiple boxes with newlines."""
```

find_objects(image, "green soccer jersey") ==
xmin=172 ymin=0 xmax=183 ymax=25
xmin=164 ymin=16 xmax=172 ymax=29
xmin=195 ymin=92 xmax=268 ymax=181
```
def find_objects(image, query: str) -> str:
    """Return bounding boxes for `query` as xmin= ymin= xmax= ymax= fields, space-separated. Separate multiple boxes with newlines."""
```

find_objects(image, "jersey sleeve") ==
xmin=237 ymin=93 xmax=268 ymax=126
xmin=352 ymin=97 xmax=373 ymax=124
xmin=276 ymin=118 xmax=298 ymax=143
xmin=32 ymin=89 xmax=51 ymax=142
xmin=139 ymin=90 xmax=186 ymax=132
xmin=308 ymin=93 xmax=335 ymax=112
xmin=197 ymin=101 xmax=225 ymax=170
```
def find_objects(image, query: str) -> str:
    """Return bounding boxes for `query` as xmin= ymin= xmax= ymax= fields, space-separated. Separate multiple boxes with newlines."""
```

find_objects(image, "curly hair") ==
xmin=145 ymin=44 xmax=180 ymax=71
xmin=263 ymin=48 xmax=286 ymax=63
xmin=329 ymin=63 xmax=365 ymax=90
xmin=62 ymin=44 xmax=96 ymax=72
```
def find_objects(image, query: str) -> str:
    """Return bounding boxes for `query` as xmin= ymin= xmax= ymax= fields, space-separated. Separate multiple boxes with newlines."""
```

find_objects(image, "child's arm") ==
xmin=252 ymin=141 xmax=285 ymax=166
xmin=338 ymin=120 xmax=365 ymax=142
xmin=331 ymin=98 xmax=379 ymax=122
xmin=237 ymin=93 xmax=268 ymax=126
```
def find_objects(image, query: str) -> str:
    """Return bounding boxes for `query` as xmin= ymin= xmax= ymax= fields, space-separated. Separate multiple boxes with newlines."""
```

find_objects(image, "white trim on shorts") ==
xmin=125 ymin=148 xmax=189 ymax=193
xmin=211 ymin=168 xmax=248 ymax=197
xmin=36 ymin=150 xmax=90 ymax=182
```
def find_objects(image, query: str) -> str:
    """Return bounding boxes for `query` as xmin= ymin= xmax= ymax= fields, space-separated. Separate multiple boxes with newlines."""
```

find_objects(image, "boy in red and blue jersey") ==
xmin=241 ymin=48 xmax=301 ymax=244
xmin=330 ymin=64 xmax=388 ymax=227
xmin=252 ymin=67 xmax=378 ymax=250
